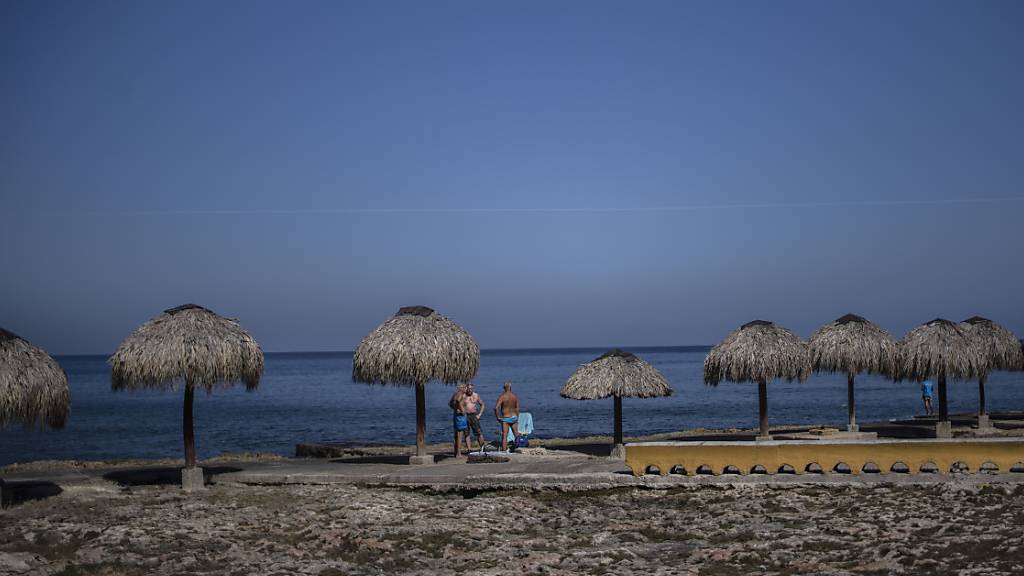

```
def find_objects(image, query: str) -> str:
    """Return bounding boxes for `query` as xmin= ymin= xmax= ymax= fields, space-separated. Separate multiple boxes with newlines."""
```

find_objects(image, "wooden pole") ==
xmin=613 ymin=395 xmax=623 ymax=446
xmin=758 ymin=380 xmax=769 ymax=438
xmin=183 ymin=383 xmax=196 ymax=469
xmin=847 ymin=373 xmax=856 ymax=431
xmin=938 ymin=374 xmax=948 ymax=422
xmin=415 ymin=382 xmax=426 ymax=457
xmin=978 ymin=375 xmax=987 ymax=416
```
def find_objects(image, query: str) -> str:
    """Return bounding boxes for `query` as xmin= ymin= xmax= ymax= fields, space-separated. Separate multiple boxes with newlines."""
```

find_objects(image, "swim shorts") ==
xmin=453 ymin=413 xmax=468 ymax=432
xmin=467 ymin=413 xmax=482 ymax=436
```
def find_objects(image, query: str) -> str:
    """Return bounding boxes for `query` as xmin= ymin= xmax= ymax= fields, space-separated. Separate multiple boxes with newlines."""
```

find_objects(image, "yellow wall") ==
xmin=626 ymin=440 xmax=1024 ymax=476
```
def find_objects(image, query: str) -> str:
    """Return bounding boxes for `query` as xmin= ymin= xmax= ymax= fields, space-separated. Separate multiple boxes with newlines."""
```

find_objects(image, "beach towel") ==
xmin=506 ymin=412 xmax=534 ymax=444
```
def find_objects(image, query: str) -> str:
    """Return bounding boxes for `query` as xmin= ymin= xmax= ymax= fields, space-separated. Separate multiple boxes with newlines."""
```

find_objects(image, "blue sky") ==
xmin=2 ymin=1 xmax=1022 ymax=354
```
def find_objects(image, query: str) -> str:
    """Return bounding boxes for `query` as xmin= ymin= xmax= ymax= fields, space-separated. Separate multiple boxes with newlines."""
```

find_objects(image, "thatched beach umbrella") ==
xmin=704 ymin=320 xmax=810 ymax=439
xmin=898 ymin=318 xmax=985 ymax=437
xmin=1 ymin=327 xmax=70 ymax=507
xmin=109 ymin=305 xmax=263 ymax=489
xmin=958 ymin=317 xmax=1024 ymax=426
xmin=352 ymin=306 xmax=479 ymax=464
xmin=808 ymin=314 xmax=898 ymax=432
xmin=1 ymin=327 xmax=70 ymax=430
xmin=561 ymin=349 xmax=672 ymax=458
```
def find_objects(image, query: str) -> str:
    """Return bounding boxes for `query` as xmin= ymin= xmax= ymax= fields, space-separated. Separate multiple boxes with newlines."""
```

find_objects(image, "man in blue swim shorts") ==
xmin=494 ymin=381 xmax=520 ymax=452
xmin=451 ymin=384 xmax=470 ymax=457
xmin=453 ymin=412 xmax=469 ymax=457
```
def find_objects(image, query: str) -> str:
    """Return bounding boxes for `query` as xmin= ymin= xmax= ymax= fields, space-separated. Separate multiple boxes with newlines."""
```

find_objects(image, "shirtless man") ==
xmin=494 ymin=382 xmax=520 ymax=452
xmin=449 ymin=384 xmax=470 ymax=458
xmin=459 ymin=383 xmax=486 ymax=452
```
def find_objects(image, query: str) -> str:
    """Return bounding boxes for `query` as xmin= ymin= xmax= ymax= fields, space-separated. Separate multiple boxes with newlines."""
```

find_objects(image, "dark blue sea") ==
xmin=3 ymin=347 xmax=1023 ymax=466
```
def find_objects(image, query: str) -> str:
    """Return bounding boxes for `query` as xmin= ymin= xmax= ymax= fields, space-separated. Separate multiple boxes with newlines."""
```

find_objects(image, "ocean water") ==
xmin=3 ymin=347 xmax=1023 ymax=466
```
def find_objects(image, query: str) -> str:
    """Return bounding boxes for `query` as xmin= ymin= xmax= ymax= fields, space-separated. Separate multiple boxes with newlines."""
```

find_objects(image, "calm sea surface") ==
xmin=3 ymin=347 xmax=1023 ymax=466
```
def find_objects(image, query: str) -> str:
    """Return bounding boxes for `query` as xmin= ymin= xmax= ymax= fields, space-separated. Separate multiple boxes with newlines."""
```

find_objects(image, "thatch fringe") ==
xmin=109 ymin=304 xmax=264 ymax=392
xmin=808 ymin=314 xmax=899 ymax=377
xmin=561 ymin=349 xmax=672 ymax=400
xmin=352 ymin=306 xmax=480 ymax=386
xmin=704 ymin=320 xmax=810 ymax=385
xmin=959 ymin=317 xmax=1024 ymax=376
xmin=897 ymin=318 xmax=984 ymax=381
xmin=0 ymin=328 xmax=70 ymax=429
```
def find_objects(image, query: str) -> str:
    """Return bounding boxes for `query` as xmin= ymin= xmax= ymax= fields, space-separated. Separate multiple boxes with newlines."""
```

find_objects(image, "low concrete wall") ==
xmin=626 ymin=438 xmax=1024 ymax=476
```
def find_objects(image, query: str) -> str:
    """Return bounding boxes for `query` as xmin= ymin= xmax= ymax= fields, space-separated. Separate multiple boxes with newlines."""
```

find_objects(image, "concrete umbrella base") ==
xmin=935 ymin=421 xmax=953 ymax=439
xmin=977 ymin=414 xmax=993 ymax=429
xmin=408 ymin=455 xmax=435 ymax=465
xmin=610 ymin=444 xmax=626 ymax=460
xmin=181 ymin=467 xmax=205 ymax=491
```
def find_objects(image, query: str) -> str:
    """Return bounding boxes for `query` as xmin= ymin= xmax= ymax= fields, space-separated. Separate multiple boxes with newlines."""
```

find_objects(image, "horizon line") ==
xmin=46 ymin=195 xmax=1024 ymax=217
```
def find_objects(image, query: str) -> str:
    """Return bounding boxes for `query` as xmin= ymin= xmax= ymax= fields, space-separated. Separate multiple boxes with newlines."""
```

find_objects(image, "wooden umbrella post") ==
xmin=410 ymin=381 xmax=433 ymax=464
xmin=183 ymin=382 xmax=196 ymax=469
xmin=938 ymin=375 xmax=948 ymax=421
xmin=978 ymin=376 xmax=987 ymax=416
xmin=181 ymin=381 xmax=204 ymax=491
xmin=611 ymin=394 xmax=625 ymax=459
xmin=978 ymin=375 xmax=991 ymax=429
xmin=936 ymin=374 xmax=952 ymax=438
xmin=847 ymin=373 xmax=858 ymax=432
xmin=758 ymin=380 xmax=770 ymax=440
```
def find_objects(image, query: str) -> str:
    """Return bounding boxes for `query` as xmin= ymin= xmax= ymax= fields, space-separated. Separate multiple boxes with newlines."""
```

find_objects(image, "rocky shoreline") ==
xmin=2 ymin=479 xmax=1023 ymax=575
xmin=4 ymin=425 xmax=1024 ymax=574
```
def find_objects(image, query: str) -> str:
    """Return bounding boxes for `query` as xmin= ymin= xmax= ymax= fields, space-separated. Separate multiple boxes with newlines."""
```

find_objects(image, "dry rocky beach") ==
xmin=3 ymin=454 xmax=1024 ymax=576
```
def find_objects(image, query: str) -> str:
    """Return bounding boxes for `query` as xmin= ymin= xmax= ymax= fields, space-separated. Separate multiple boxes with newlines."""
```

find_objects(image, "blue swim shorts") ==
xmin=453 ymin=414 xmax=469 ymax=431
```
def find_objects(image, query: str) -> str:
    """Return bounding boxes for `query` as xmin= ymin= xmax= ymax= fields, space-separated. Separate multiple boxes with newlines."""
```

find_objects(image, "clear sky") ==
xmin=2 ymin=1 xmax=1022 ymax=354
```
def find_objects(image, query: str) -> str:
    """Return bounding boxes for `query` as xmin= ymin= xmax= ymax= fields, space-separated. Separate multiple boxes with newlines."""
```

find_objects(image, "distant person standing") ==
xmin=494 ymin=381 xmax=520 ymax=452
xmin=460 ymin=382 xmax=486 ymax=452
xmin=921 ymin=379 xmax=935 ymax=416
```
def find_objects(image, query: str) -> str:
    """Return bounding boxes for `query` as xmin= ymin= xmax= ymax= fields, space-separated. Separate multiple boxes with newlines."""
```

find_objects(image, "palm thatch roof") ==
xmin=959 ymin=316 xmax=1024 ymax=375
xmin=352 ymin=306 xmax=480 ymax=386
xmin=808 ymin=313 xmax=899 ymax=377
xmin=0 ymin=327 xmax=70 ymax=429
xmin=704 ymin=320 xmax=811 ymax=385
xmin=561 ymin=349 xmax=672 ymax=400
xmin=109 ymin=304 xmax=264 ymax=392
xmin=897 ymin=318 xmax=985 ymax=381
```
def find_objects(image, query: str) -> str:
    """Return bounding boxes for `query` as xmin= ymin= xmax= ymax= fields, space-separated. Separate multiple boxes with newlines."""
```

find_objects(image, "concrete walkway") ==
xmin=6 ymin=449 xmax=1024 ymax=504
xmin=214 ymin=454 xmax=1024 ymax=490
xmin=218 ymin=452 xmax=632 ymax=490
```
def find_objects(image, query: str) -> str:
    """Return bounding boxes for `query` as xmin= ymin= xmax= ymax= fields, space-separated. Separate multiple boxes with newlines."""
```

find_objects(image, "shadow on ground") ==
xmin=545 ymin=421 xmax=951 ymax=452
xmin=327 ymin=453 xmax=489 ymax=465
xmin=102 ymin=466 xmax=242 ymax=487
xmin=546 ymin=443 xmax=614 ymax=457
xmin=1 ymin=480 xmax=63 ymax=507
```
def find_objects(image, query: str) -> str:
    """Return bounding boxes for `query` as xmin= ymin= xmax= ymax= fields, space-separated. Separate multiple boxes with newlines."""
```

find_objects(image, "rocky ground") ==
xmin=2 ymin=480 xmax=1023 ymax=575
